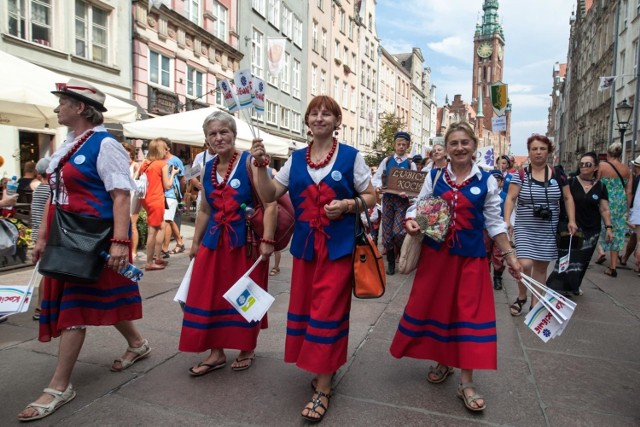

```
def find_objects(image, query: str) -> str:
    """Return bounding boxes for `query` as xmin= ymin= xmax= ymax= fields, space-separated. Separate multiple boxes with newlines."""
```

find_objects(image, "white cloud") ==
xmin=428 ymin=36 xmax=472 ymax=63
xmin=508 ymin=84 xmax=535 ymax=94
xmin=509 ymin=93 xmax=551 ymax=109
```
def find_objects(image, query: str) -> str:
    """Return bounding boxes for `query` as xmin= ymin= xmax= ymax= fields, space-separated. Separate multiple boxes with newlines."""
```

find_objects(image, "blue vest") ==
xmin=201 ymin=151 xmax=254 ymax=250
xmin=67 ymin=131 xmax=114 ymax=218
xmin=289 ymin=144 xmax=358 ymax=261
xmin=384 ymin=156 xmax=411 ymax=186
xmin=503 ymin=172 xmax=512 ymax=195
xmin=423 ymin=168 xmax=489 ymax=258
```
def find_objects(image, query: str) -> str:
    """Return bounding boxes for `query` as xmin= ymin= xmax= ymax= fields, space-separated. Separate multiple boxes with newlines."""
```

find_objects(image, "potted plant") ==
xmin=334 ymin=58 xmax=342 ymax=66
xmin=343 ymin=63 xmax=352 ymax=74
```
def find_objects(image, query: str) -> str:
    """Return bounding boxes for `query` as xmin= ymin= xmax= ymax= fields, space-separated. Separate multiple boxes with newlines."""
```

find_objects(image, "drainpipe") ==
xmin=609 ymin=0 xmax=622 ymax=145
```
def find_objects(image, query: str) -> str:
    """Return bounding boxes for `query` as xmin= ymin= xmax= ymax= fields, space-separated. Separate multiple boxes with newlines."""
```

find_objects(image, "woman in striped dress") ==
xmin=504 ymin=134 xmax=578 ymax=316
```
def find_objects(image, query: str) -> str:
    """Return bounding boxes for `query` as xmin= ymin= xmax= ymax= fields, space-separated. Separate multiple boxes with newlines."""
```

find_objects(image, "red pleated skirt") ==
xmin=285 ymin=234 xmax=352 ymax=374
xmin=179 ymin=236 xmax=268 ymax=353
xmin=390 ymin=244 xmax=497 ymax=370
xmin=39 ymin=207 xmax=142 ymax=342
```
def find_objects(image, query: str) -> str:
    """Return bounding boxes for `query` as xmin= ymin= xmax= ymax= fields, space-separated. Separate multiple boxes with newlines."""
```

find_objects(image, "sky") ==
xmin=375 ymin=0 xmax=576 ymax=155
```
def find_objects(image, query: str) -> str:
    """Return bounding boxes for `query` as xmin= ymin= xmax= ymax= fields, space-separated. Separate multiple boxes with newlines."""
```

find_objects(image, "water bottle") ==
xmin=240 ymin=203 xmax=256 ymax=219
xmin=3 ymin=176 xmax=18 ymax=214
xmin=100 ymin=251 xmax=144 ymax=283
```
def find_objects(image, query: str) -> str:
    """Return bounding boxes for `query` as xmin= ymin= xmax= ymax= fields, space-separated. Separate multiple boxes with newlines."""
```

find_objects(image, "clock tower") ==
xmin=472 ymin=0 xmax=506 ymax=133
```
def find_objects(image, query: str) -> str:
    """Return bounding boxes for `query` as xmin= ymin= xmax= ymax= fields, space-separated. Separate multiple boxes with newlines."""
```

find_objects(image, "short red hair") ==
xmin=527 ymin=134 xmax=554 ymax=153
xmin=304 ymin=95 xmax=342 ymax=127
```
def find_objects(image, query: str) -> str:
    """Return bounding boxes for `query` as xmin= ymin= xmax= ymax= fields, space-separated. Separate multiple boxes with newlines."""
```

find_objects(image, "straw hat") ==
xmin=51 ymin=78 xmax=107 ymax=112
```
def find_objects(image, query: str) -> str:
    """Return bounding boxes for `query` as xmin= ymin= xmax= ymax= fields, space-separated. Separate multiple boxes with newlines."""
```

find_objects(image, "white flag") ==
xmin=267 ymin=38 xmax=287 ymax=76
xmin=598 ymin=76 xmax=616 ymax=91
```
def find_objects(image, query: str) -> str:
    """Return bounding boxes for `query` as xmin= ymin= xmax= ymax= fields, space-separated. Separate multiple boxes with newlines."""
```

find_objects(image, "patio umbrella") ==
xmin=0 ymin=50 xmax=138 ymax=128
xmin=123 ymin=106 xmax=294 ymax=157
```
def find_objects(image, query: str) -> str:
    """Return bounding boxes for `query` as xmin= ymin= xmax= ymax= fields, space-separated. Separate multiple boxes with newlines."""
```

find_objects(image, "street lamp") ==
xmin=616 ymin=98 xmax=633 ymax=164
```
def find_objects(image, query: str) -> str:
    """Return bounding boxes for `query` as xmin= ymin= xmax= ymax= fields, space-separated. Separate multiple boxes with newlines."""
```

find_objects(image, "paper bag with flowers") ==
xmin=414 ymin=197 xmax=451 ymax=243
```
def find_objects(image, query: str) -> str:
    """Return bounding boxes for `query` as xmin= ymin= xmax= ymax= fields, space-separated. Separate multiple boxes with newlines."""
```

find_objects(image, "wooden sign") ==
xmin=384 ymin=167 xmax=426 ymax=197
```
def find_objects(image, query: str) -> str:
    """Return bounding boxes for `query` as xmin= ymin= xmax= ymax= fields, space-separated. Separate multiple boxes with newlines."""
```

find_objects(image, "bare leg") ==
xmin=17 ymin=328 xmax=85 ymax=418
xmin=610 ymin=250 xmax=619 ymax=270
xmin=191 ymin=348 xmax=226 ymax=375
xmin=130 ymin=213 xmax=139 ymax=258
xmin=169 ymin=221 xmax=184 ymax=248
xmin=302 ymin=372 xmax=333 ymax=420
xmin=622 ymin=232 xmax=636 ymax=264
xmin=531 ymin=260 xmax=550 ymax=307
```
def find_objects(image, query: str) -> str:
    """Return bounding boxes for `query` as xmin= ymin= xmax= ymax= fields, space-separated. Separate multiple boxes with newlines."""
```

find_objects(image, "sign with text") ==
xmin=492 ymin=115 xmax=507 ymax=131
xmin=385 ymin=167 xmax=426 ymax=197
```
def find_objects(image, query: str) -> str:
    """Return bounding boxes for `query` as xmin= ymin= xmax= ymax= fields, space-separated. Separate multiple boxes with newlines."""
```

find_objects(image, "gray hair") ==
xmin=202 ymin=111 xmax=237 ymax=137
xmin=69 ymin=97 xmax=104 ymax=125
xmin=607 ymin=142 xmax=623 ymax=158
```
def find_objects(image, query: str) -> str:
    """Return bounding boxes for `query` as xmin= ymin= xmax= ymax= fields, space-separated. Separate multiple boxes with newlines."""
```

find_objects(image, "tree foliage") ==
xmin=364 ymin=112 xmax=407 ymax=166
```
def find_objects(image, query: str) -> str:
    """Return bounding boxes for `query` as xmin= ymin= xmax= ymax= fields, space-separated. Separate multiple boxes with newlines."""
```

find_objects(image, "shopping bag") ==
xmin=223 ymin=257 xmax=274 ymax=322
xmin=0 ymin=263 xmax=40 ymax=320
xmin=174 ymin=258 xmax=194 ymax=306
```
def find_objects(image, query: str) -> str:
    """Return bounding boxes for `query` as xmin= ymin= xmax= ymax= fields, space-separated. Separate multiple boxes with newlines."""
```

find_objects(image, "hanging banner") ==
xmin=267 ymin=37 xmax=287 ymax=76
xmin=233 ymin=69 xmax=254 ymax=109
xmin=598 ymin=76 xmax=616 ymax=91
xmin=475 ymin=146 xmax=495 ymax=169
xmin=218 ymin=79 xmax=238 ymax=113
xmin=252 ymin=77 xmax=266 ymax=116
xmin=490 ymin=82 xmax=508 ymax=116
xmin=492 ymin=115 xmax=507 ymax=131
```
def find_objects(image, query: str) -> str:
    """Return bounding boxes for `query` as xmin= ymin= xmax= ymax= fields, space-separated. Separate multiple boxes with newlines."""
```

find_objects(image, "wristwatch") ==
xmin=605 ymin=225 xmax=613 ymax=229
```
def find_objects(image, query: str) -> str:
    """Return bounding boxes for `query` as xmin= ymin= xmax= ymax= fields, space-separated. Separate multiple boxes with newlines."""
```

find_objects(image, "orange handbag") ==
xmin=352 ymin=195 xmax=386 ymax=298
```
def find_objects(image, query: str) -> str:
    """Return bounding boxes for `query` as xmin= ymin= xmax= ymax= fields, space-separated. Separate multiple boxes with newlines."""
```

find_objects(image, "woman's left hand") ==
xmin=568 ymin=221 xmax=579 ymax=236
xmin=108 ymin=243 xmax=129 ymax=272
xmin=259 ymin=242 xmax=274 ymax=260
xmin=324 ymin=200 xmax=347 ymax=220
xmin=605 ymin=228 xmax=613 ymax=242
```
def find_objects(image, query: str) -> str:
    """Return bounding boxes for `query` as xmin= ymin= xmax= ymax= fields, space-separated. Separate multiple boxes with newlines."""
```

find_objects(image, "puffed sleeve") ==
xmin=97 ymin=137 xmax=136 ymax=191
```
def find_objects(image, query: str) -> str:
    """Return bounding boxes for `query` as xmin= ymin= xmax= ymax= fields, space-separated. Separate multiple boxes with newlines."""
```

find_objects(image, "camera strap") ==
xmin=527 ymin=164 xmax=550 ymax=208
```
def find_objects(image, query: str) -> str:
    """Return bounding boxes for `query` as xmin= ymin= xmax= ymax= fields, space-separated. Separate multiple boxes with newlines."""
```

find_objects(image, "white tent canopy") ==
xmin=0 ymin=51 xmax=138 ymax=128
xmin=122 ymin=106 xmax=293 ymax=157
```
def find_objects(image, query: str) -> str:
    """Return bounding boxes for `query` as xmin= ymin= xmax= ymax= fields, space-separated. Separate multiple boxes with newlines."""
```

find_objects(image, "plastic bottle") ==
xmin=240 ymin=203 xmax=256 ymax=219
xmin=3 ymin=176 xmax=18 ymax=213
xmin=100 ymin=251 xmax=144 ymax=283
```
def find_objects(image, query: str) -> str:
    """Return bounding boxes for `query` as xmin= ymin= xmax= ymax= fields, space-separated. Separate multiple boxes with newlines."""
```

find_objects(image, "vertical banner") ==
xmin=267 ymin=37 xmax=287 ymax=76
xmin=233 ymin=68 xmax=254 ymax=109
xmin=252 ymin=77 xmax=266 ymax=116
xmin=475 ymin=146 xmax=495 ymax=168
xmin=218 ymin=79 xmax=238 ymax=113
xmin=490 ymin=82 xmax=508 ymax=116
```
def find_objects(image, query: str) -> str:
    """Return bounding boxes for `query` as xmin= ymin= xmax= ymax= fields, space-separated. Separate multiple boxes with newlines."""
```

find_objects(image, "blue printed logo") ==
xmin=236 ymin=289 xmax=256 ymax=312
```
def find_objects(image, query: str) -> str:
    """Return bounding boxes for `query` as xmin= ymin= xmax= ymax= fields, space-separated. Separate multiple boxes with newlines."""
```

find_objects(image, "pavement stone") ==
xmin=1 ymin=222 xmax=639 ymax=426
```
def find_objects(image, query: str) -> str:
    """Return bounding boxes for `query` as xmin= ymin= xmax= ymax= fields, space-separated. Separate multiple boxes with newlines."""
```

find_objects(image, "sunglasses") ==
xmin=579 ymin=162 xmax=593 ymax=168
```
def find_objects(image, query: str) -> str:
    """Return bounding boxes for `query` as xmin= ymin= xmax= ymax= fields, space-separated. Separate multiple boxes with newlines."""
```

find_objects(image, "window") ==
xmin=365 ymin=38 xmax=369 ymax=57
xmin=149 ymin=51 xmax=171 ymax=88
xmin=281 ymin=53 xmax=290 ymax=93
xmin=321 ymin=29 xmax=327 ymax=58
xmin=350 ymin=86 xmax=356 ymax=111
xmin=280 ymin=107 xmax=290 ymax=129
xmin=267 ymin=101 xmax=278 ymax=124
xmin=251 ymin=28 xmax=264 ymax=78
xmin=369 ymin=13 xmax=373 ymax=29
xmin=293 ymin=16 xmax=303 ymax=46
xmin=343 ymin=47 xmax=348 ymax=63
xmin=187 ymin=66 xmax=204 ymax=98
xmin=292 ymin=112 xmax=301 ymax=133
xmin=215 ymin=80 xmax=224 ymax=106
xmin=342 ymin=82 xmax=348 ymax=108
xmin=282 ymin=5 xmax=292 ymax=37
xmin=9 ymin=0 xmax=52 ymax=45
xmin=252 ymin=0 xmax=265 ymax=16
xmin=75 ymin=0 xmax=108 ymax=63
xmin=334 ymin=77 xmax=339 ymax=100
xmin=320 ymin=70 xmax=326 ymax=94
xmin=184 ymin=0 xmax=200 ymax=25
xmin=213 ymin=2 xmax=228 ymax=41
xmin=312 ymin=21 xmax=318 ymax=52
xmin=292 ymin=59 xmax=301 ymax=98
xmin=352 ymin=53 xmax=357 ymax=70
xmin=268 ymin=0 xmax=280 ymax=28
xmin=317 ymin=0 xmax=324 ymax=11
xmin=311 ymin=65 xmax=318 ymax=95
xmin=339 ymin=9 xmax=345 ymax=33
xmin=335 ymin=40 xmax=340 ymax=59
xmin=348 ymin=18 xmax=353 ymax=40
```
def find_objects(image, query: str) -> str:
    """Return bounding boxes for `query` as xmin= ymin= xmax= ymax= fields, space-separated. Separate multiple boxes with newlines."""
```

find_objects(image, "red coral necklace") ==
xmin=56 ymin=130 xmax=95 ymax=170
xmin=306 ymin=138 xmax=337 ymax=169
xmin=211 ymin=150 xmax=239 ymax=189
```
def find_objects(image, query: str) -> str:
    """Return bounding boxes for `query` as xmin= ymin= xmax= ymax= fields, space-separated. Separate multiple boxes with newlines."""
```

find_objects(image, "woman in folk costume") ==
xmin=18 ymin=79 xmax=149 ymax=422
xmin=390 ymin=122 xmax=522 ymax=413
xmin=179 ymin=111 xmax=276 ymax=375
xmin=251 ymin=96 xmax=376 ymax=422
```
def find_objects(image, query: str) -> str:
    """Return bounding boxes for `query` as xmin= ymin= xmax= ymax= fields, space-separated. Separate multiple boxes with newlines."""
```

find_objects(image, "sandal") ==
xmin=170 ymin=244 xmax=186 ymax=254
xmin=32 ymin=307 xmax=41 ymax=321
xmin=618 ymin=255 xmax=627 ymax=266
xmin=594 ymin=254 xmax=606 ymax=265
xmin=269 ymin=267 xmax=280 ymax=276
xmin=510 ymin=297 xmax=527 ymax=317
xmin=457 ymin=382 xmax=486 ymax=412
xmin=230 ymin=354 xmax=255 ymax=372
xmin=301 ymin=389 xmax=332 ymax=423
xmin=604 ymin=267 xmax=617 ymax=278
xmin=188 ymin=360 xmax=226 ymax=376
xmin=17 ymin=384 xmax=76 ymax=421
xmin=145 ymin=263 xmax=165 ymax=271
xmin=160 ymin=250 xmax=171 ymax=259
xmin=111 ymin=339 xmax=151 ymax=372
xmin=427 ymin=364 xmax=454 ymax=384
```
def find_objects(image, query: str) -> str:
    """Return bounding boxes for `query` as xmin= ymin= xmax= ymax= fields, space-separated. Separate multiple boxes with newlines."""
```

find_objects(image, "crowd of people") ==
xmin=5 ymin=81 xmax=638 ymax=423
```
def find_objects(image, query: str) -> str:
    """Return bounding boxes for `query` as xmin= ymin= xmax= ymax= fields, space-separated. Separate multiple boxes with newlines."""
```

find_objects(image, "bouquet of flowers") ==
xmin=414 ymin=197 xmax=451 ymax=243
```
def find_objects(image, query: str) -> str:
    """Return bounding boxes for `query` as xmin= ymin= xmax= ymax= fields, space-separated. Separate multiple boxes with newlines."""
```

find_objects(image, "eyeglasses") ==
xmin=579 ymin=162 xmax=593 ymax=168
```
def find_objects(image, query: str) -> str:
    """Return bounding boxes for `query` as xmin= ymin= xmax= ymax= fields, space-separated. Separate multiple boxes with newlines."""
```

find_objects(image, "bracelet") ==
xmin=110 ymin=238 xmax=131 ymax=245
xmin=260 ymin=237 xmax=276 ymax=245
xmin=501 ymin=248 xmax=516 ymax=258
xmin=252 ymin=157 xmax=269 ymax=168
xmin=605 ymin=225 xmax=613 ymax=229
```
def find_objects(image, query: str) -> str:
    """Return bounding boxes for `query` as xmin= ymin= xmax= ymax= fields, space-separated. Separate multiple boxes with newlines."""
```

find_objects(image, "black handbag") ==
xmin=38 ymin=135 xmax=114 ymax=283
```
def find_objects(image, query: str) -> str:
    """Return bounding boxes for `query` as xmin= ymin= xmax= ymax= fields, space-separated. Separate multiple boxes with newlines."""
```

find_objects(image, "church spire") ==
xmin=475 ymin=0 xmax=504 ymax=41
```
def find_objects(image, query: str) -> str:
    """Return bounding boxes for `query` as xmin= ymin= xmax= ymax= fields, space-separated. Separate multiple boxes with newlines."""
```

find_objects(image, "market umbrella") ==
xmin=0 ymin=50 xmax=138 ymax=128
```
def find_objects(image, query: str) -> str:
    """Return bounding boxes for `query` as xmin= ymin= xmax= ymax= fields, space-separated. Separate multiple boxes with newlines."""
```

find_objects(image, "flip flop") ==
xmin=188 ymin=361 xmax=226 ymax=376
xmin=269 ymin=267 xmax=280 ymax=276
xmin=231 ymin=355 xmax=255 ymax=371
xmin=144 ymin=264 xmax=165 ymax=271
